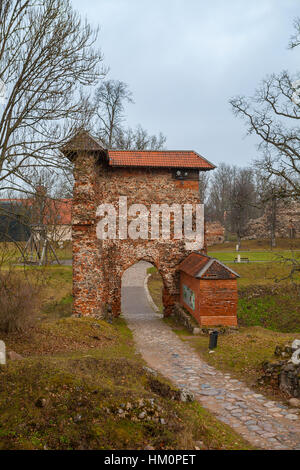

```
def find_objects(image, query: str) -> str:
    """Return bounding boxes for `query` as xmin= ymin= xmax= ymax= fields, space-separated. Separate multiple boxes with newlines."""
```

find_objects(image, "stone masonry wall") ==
xmin=205 ymin=221 xmax=225 ymax=246
xmin=245 ymin=200 xmax=300 ymax=240
xmin=72 ymin=152 xmax=206 ymax=318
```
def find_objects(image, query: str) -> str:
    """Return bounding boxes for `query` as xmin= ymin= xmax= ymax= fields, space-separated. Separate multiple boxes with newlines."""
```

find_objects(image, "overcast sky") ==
xmin=72 ymin=0 xmax=300 ymax=167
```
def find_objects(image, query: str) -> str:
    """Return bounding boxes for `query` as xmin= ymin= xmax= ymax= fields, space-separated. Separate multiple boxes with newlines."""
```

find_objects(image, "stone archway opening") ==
xmin=121 ymin=260 xmax=164 ymax=320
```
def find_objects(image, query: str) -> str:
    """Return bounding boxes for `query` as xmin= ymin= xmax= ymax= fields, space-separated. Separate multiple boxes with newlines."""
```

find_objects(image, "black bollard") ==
xmin=209 ymin=330 xmax=219 ymax=350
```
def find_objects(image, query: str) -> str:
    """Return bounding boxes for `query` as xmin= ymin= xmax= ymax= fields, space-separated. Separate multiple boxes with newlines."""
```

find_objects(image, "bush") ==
xmin=0 ymin=271 xmax=40 ymax=333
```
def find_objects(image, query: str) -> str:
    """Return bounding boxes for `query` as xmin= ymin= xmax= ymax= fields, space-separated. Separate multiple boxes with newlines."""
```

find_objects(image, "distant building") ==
xmin=0 ymin=198 xmax=72 ymax=242
xmin=0 ymin=201 xmax=30 ymax=242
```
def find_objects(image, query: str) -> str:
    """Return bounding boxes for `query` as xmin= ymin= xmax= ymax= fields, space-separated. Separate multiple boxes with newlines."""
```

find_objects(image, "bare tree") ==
xmin=229 ymin=167 xmax=257 ymax=248
xmin=0 ymin=0 xmax=105 ymax=195
xmin=94 ymin=80 xmax=133 ymax=148
xmin=206 ymin=163 xmax=234 ymax=227
xmin=206 ymin=164 xmax=258 ymax=245
xmin=253 ymin=170 xmax=294 ymax=248
xmin=198 ymin=171 xmax=210 ymax=204
xmin=230 ymin=19 xmax=300 ymax=200
xmin=115 ymin=125 xmax=166 ymax=150
xmin=93 ymin=79 xmax=166 ymax=150
xmin=289 ymin=17 xmax=300 ymax=49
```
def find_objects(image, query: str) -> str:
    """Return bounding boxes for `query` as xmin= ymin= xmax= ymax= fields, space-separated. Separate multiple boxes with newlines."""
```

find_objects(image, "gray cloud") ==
xmin=72 ymin=0 xmax=300 ymax=166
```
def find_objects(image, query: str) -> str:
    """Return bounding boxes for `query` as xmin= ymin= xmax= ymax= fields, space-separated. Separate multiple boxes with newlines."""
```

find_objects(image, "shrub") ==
xmin=0 ymin=271 xmax=40 ymax=333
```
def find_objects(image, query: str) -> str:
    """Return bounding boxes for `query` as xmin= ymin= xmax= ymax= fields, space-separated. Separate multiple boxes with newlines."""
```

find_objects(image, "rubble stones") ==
xmin=35 ymin=398 xmax=47 ymax=408
xmin=259 ymin=343 xmax=300 ymax=398
xmin=7 ymin=350 xmax=23 ymax=361
xmin=179 ymin=389 xmax=194 ymax=402
xmin=108 ymin=398 xmax=171 ymax=425
xmin=142 ymin=366 xmax=158 ymax=377
xmin=279 ymin=363 xmax=300 ymax=397
xmin=289 ymin=398 xmax=300 ymax=408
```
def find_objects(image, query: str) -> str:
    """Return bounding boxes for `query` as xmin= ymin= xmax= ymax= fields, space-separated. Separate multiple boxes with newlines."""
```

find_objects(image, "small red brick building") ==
xmin=178 ymin=252 xmax=239 ymax=326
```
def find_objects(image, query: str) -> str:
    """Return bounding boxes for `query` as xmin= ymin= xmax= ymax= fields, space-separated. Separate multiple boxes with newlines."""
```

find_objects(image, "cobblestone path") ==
xmin=121 ymin=261 xmax=300 ymax=450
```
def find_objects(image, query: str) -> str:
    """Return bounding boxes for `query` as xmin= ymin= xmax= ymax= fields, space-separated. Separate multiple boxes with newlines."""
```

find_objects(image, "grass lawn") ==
xmin=208 ymin=238 xmax=300 ymax=252
xmin=0 ymin=265 xmax=252 ymax=450
xmin=238 ymin=285 xmax=300 ymax=332
xmin=208 ymin=238 xmax=300 ymax=266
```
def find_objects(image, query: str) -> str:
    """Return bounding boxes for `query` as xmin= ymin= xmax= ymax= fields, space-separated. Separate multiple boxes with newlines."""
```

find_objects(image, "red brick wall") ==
xmin=180 ymin=272 xmax=237 ymax=326
xmin=72 ymin=152 xmax=205 ymax=318
xmin=198 ymin=279 xmax=238 ymax=326
xmin=174 ymin=180 xmax=200 ymax=191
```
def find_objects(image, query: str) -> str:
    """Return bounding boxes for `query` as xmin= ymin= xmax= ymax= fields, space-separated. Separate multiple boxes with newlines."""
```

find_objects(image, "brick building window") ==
xmin=172 ymin=169 xmax=199 ymax=180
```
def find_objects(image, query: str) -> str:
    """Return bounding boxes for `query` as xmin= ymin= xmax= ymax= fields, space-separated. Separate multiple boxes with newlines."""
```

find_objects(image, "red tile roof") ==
xmin=61 ymin=131 xmax=216 ymax=169
xmin=107 ymin=150 xmax=215 ymax=169
xmin=178 ymin=252 xmax=211 ymax=277
xmin=178 ymin=252 xmax=239 ymax=279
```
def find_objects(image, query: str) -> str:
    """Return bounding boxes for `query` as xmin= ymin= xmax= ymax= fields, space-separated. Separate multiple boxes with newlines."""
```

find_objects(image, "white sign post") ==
xmin=0 ymin=340 xmax=6 ymax=365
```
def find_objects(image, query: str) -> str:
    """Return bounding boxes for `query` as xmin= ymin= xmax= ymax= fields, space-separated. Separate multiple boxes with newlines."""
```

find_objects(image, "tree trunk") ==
xmin=270 ymin=197 xmax=277 ymax=249
xmin=236 ymin=226 xmax=241 ymax=251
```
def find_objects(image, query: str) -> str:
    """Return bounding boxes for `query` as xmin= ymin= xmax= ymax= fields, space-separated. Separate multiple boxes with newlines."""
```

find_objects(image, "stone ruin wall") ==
xmin=245 ymin=200 xmax=300 ymax=240
xmin=72 ymin=151 xmax=208 ymax=318
xmin=205 ymin=221 xmax=225 ymax=246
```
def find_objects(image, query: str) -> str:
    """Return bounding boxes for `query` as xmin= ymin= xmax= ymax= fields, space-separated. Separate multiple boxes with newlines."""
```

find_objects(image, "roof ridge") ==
xmin=108 ymin=150 xmax=200 ymax=153
xmin=107 ymin=150 xmax=215 ymax=170
xmin=194 ymin=252 xmax=211 ymax=260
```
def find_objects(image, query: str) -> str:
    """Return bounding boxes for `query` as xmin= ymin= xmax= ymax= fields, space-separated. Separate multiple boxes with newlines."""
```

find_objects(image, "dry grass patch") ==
xmin=0 ymin=265 xmax=254 ymax=450
xmin=0 ymin=316 xmax=253 ymax=450
xmin=2 ymin=317 xmax=118 ymax=357
xmin=0 ymin=270 xmax=40 ymax=333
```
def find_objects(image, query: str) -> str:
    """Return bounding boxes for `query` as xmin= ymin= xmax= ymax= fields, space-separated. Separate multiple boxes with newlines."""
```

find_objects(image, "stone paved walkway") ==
xmin=121 ymin=261 xmax=300 ymax=450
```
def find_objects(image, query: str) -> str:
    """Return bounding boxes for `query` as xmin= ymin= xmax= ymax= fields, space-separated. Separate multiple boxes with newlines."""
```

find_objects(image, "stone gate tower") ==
xmin=62 ymin=130 xmax=215 ymax=318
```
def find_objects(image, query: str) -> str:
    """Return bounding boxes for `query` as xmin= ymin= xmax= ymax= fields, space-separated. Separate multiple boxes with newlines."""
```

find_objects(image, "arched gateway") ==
xmin=61 ymin=130 xmax=215 ymax=318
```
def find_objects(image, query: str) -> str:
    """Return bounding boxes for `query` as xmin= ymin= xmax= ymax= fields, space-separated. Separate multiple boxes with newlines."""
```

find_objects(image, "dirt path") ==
xmin=121 ymin=261 xmax=300 ymax=450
